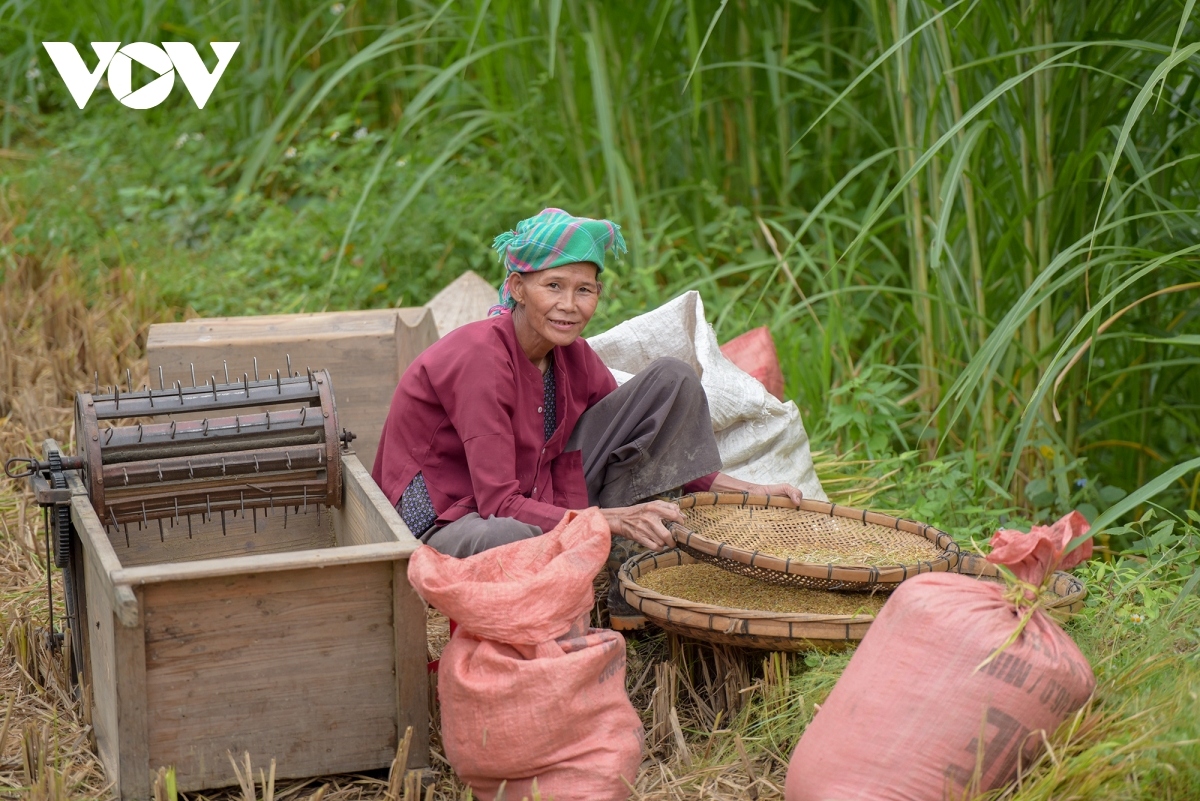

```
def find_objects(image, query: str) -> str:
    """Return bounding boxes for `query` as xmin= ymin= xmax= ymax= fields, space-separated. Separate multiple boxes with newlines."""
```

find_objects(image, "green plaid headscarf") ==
xmin=489 ymin=208 xmax=626 ymax=316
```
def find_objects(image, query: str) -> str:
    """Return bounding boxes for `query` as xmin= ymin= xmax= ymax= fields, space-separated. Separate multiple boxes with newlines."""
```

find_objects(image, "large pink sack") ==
xmin=408 ymin=508 xmax=644 ymax=801
xmin=720 ymin=326 xmax=786 ymax=400
xmin=786 ymin=512 xmax=1095 ymax=800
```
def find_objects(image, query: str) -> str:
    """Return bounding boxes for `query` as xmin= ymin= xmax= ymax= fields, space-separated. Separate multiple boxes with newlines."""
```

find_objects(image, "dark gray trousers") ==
xmin=422 ymin=357 xmax=721 ymax=558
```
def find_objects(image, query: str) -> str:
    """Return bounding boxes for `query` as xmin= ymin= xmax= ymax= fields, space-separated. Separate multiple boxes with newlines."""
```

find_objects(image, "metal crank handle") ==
xmin=4 ymin=456 xmax=36 ymax=479
xmin=4 ymin=454 xmax=86 ymax=478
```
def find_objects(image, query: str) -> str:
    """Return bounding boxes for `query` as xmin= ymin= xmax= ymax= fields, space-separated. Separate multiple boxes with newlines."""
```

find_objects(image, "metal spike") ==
xmin=236 ymin=414 xmax=241 ymax=434
xmin=188 ymin=459 xmax=194 ymax=479
xmin=94 ymin=371 xmax=100 ymax=394
xmin=205 ymin=494 xmax=211 ymax=522
xmin=190 ymin=363 xmax=197 ymax=387
xmin=240 ymin=491 xmax=245 ymax=515
xmin=123 ymin=522 xmax=129 ymax=547
xmin=173 ymin=497 xmax=179 ymax=524
xmin=157 ymin=463 xmax=163 ymax=482
xmin=158 ymin=366 xmax=165 ymax=390
xmin=146 ymin=384 xmax=155 ymax=407
xmin=104 ymin=427 xmax=114 ymax=444
xmin=126 ymin=368 xmax=133 ymax=393
xmin=123 ymin=467 xmax=129 ymax=486
xmin=300 ymin=406 xmax=307 ymax=425
xmin=202 ymin=418 xmax=210 ymax=436
xmin=114 ymin=384 xmax=120 ymax=410
xmin=276 ymin=370 xmax=282 ymax=394
xmin=286 ymin=354 xmax=292 ymax=377
xmin=211 ymin=378 xmax=218 ymax=402
xmin=137 ymin=423 xmax=143 ymax=442
xmin=176 ymin=380 xmax=184 ymax=405
xmin=317 ymin=503 xmax=322 ymax=527
xmin=303 ymin=485 xmax=308 ymax=513
xmin=220 ymin=457 xmax=226 ymax=475
xmin=169 ymin=420 xmax=177 ymax=440
xmin=223 ymin=360 xmax=230 ymax=384
xmin=266 ymin=410 xmax=271 ymax=430
xmin=307 ymin=367 xmax=314 ymax=389
xmin=252 ymin=506 xmax=258 ymax=533
xmin=253 ymin=357 xmax=259 ymax=382
xmin=253 ymin=455 xmax=260 ymax=473
xmin=141 ymin=501 xmax=148 ymax=529
xmin=244 ymin=373 xmax=251 ymax=397
xmin=284 ymin=504 xmax=288 ymax=529
xmin=187 ymin=513 xmax=193 ymax=539
xmin=157 ymin=517 xmax=164 ymax=543
xmin=220 ymin=509 xmax=226 ymax=536
xmin=286 ymin=451 xmax=292 ymax=470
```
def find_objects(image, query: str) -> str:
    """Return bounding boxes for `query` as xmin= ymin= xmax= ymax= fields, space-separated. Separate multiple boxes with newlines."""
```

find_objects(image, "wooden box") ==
xmin=145 ymin=308 xmax=439 ymax=472
xmin=60 ymin=442 xmax=429 ymax=799
xmin=424 ymin=270 xmax=497 ymax=338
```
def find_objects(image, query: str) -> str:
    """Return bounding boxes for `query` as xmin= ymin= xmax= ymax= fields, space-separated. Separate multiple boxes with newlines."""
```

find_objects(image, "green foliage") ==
xmin=1 ymin=0 xmax=1198 ymax=531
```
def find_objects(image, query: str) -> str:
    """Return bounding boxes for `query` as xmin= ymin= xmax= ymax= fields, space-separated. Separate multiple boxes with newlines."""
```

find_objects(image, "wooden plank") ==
xmin=145 ymin=308 xmax=438 ymax=471
xmin=396 ymin=306 xmax=440 ymax=369
xmin=68 ymin=463 xmax=149 ymax=797
xmin=113 ymin=585 xmax=150 ymax=801
xmin=67 ymin=470 xmax=124 ymax=578
xmin=68 ymin=530 xmax=93 ymax=689
xmin=393 ymin=560 xmax=430 ymax=769
xmin=334 ymin=452 xmax=416 ymax=547
xmin=82 ymin=520 xmax=120 ymax=786
xmin=142 ymin=563 xmax=399 ymax=789
xmin=109 ymin=503 xmax=335 ymax=568
xmin=424 ymin=270 xmax=495 ymax=337
xmin=70 ymin=481 xmax=138 ymax=628
xmin=112 ymin=540 xmax=412 ymax=586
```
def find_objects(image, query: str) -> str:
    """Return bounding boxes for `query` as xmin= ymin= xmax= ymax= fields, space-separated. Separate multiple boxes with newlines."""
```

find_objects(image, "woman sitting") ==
xmin=372 ymin=209 xmax=802 ymax=616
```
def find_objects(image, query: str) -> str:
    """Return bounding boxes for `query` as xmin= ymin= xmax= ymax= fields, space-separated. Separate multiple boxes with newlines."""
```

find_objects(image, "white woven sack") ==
xmin=587 ymin=291 xmax=827 ymax=502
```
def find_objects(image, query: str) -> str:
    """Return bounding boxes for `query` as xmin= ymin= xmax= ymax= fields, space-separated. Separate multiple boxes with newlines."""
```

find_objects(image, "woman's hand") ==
xmin=709 ymin=473 xmax=804 ymax=506
xmin=601 ymin=500 xmax=686 ymax=551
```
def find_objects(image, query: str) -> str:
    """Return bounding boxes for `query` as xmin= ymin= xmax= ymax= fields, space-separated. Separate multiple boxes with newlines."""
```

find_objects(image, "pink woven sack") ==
xmin=786 ymin=512 xmax=1095 ymax=800
xmin=408 ymin=508 xmax=644 ymax=801
xmin=720 ymin=326 xmax=786 ymax=400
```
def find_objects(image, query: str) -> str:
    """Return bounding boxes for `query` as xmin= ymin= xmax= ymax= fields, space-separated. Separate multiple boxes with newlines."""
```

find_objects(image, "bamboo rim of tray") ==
xmin=618 ymin=549 xmax=880 ymax=652
xmin=952 ymin=552 xmax=1087 ymax=619
xmin=669 ymin=492 xmax=961 ymax=590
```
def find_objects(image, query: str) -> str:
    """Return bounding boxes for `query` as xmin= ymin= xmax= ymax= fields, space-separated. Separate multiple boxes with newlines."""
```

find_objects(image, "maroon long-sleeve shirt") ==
xmin=372 ymin=313 xmax=716 ymax=531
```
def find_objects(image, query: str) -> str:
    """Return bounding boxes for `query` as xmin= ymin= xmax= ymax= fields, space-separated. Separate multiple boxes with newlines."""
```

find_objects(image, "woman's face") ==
xmin=509 ymin=262 xmax=601 ymax=360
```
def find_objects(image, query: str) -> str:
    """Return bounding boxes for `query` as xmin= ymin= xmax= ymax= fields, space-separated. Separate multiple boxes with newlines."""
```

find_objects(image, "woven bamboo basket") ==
xmin=952 ymin=553 xmax=1087 ymax=621
xmin=670 ymin=492 xmax=960 ymax=590
xmin=618 ymin=549 xmax=881 ymax=652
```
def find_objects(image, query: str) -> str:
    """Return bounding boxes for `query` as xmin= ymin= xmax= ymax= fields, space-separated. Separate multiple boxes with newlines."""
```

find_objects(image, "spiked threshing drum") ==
xmin=75 ymin=368 xmax=344 ymax=537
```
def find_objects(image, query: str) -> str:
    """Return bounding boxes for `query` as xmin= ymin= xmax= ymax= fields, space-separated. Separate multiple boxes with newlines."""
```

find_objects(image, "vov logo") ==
xmin=41 ymin=42 xmax=239 ymax=110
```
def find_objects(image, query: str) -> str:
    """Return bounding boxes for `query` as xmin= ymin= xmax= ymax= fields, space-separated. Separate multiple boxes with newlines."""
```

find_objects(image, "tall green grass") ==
xmin=2 ymin=0 xmax=1198 ymax=529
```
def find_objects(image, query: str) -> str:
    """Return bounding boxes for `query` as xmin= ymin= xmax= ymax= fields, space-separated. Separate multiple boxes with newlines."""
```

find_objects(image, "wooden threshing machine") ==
xmin=8 ymin=363 xmax=429 ymax=799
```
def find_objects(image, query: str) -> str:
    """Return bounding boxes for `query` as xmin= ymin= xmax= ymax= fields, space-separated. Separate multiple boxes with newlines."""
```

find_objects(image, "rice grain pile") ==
xmin=638 ymin=562 xmax=890 ymax=616
xmin=679 ymin=505 xmax=943 ymax=566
